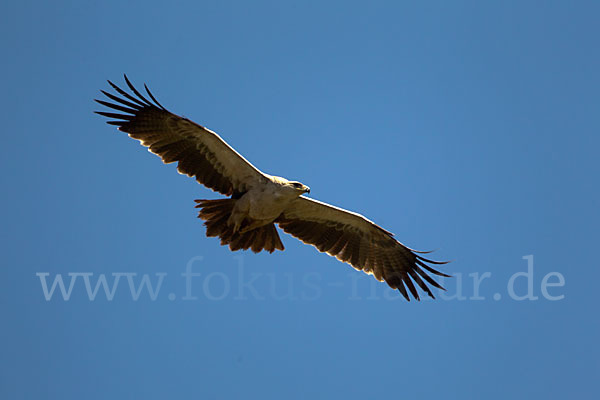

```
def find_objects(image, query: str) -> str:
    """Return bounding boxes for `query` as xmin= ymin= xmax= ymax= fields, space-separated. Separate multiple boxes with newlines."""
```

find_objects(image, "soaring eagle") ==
xmin=95 ymin=75 xmax=449 ymax=301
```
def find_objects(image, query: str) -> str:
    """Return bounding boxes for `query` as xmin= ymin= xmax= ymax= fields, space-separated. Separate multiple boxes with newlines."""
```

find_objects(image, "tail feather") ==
xmin=251 ymin=228 xmax=267 ymax=253
xmin=195 ymin=199 xmax=285 ymax=253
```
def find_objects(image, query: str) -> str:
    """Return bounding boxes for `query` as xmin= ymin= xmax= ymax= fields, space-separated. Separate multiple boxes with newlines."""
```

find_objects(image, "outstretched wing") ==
xmin=277 ymin=196 xmax=450 ymax=301
xmin=95 ymin=75 xmax=267 ymax=197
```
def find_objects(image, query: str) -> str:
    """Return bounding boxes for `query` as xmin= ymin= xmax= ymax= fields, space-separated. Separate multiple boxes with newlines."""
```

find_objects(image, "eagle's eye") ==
xmin=292 ymin=182 xmax=303 ymax=189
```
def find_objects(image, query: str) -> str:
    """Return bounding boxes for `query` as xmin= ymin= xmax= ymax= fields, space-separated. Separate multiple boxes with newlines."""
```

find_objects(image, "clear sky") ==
xmin=1 ymin=1 xmax=598 ymax=398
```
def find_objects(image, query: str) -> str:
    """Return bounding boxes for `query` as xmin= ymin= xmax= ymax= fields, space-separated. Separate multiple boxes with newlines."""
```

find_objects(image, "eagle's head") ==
xmin=288 ymin=181 xmax=311 ymax=195
xmin=271 ymin=176 xmax=310 ymax=196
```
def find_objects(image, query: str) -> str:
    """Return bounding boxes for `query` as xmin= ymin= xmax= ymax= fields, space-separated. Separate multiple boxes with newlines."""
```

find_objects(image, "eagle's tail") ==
xmin=194 ymin=199 xmax=285 ymax=254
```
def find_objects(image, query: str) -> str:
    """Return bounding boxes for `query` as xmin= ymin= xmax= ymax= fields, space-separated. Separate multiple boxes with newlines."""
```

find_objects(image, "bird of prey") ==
xmin=95 ymin=75 xmax=449 ymax=301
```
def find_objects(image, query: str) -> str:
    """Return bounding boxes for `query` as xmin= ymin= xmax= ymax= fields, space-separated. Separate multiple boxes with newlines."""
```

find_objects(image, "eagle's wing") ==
xmin=95 ymin=75 xmax=266 ymax=197
xmin=277 ymin=196 xmax=449 ymax=301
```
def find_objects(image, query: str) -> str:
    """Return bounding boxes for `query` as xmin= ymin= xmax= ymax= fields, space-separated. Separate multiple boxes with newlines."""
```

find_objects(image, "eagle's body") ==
xmin=96 ymin=75 xmax=449 ymax=301
xmin=230 ymin=175 xmax=308 ymax=232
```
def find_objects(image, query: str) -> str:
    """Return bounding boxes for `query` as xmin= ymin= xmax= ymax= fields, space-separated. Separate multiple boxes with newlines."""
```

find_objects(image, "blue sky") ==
xmin=1 ymin=1 xmax=598 ymax=398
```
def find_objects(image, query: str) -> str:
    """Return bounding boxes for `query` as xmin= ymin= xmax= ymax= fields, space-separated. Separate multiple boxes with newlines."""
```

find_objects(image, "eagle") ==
xmin=95 ymin=75 xmax=449 ymax=301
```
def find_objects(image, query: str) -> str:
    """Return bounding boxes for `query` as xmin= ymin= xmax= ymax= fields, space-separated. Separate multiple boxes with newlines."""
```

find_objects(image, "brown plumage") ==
xmin=95 ymin=75 xmax=450 ymax=301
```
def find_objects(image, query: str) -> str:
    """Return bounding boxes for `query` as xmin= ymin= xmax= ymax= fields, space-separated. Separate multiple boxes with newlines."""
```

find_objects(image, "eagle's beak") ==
xmin=304 ymin=187 xmax=311 ymax=194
